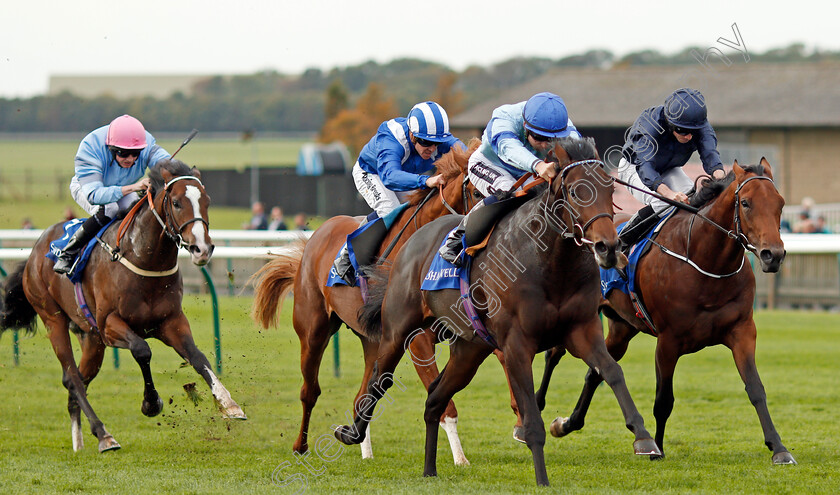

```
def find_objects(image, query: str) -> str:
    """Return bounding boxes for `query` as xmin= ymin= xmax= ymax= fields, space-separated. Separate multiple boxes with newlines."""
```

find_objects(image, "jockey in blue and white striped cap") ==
xmin=353 ymin=101 xmax=464 ymax=218
xmin=333 ymin=101 xmax=465 ymax=285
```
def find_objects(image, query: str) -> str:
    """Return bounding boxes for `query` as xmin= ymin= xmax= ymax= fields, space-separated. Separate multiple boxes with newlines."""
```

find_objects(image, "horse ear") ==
xmin=160 ymin=168 xmax=175 ymax=183
xmin=191 ymin=166 xmax=202 ymax=180
xmin=552 ymin=143 xmax=571 ymax=166
xmin=759 ymin=157 xmax=774 ymax=179
xmin=732 ymin=160 xmax=745 ymax=180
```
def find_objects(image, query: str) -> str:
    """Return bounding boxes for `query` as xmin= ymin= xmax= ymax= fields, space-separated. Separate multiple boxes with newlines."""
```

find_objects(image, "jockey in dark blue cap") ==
xmin=616 ymin=88 xmax=726 ymax=250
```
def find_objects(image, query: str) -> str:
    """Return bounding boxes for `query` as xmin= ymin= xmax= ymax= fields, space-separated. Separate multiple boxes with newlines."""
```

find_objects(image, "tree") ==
xmin=319 ymin=83 xmax=397 ymax=156
xmin=325 ymin=79 xmax=349 ymax=120
xmin=431 ymin=72 xmax=464 ymax=116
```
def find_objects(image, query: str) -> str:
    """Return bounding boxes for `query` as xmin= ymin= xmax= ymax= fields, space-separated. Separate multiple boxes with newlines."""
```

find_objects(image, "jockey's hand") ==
xmin=657 ymin=183 xmax=689 ymax=204
xmin=672 ymin=191 xmax=689 ymax=203
xmin=712 ymin=169 xmax=726 ymax=180
xmin=425 ymin=174 xmax=446 ymax=189
xmin=534 ymin=161 xmax=557 ymax=181
xmin=122 ymin=178 xmax=150 ymax=196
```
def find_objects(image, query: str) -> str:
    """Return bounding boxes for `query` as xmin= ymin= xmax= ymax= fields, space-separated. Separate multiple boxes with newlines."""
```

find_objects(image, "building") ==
xmin=450 ymin=63 xmax=840 ymax=205
xmin=48 ymin=74 xmax=212 ymax=99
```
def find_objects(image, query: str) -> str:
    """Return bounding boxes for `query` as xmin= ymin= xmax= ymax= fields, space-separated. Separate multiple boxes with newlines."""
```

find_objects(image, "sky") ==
xmin=2 ymin=0 xmax=838 ymax=99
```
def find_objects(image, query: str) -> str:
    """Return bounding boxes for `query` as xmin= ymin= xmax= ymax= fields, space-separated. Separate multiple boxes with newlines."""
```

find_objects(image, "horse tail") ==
xmin=357 ymin=263 xmax=391 ymax=340
xmin=0 ymin=262 xmax=38 ymax=335
xmin=249 ymin=240 xmax=306 ymax=329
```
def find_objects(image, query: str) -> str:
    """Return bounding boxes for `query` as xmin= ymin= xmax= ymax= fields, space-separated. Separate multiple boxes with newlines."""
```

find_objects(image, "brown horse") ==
xmin=250 ymin=142 xmax=482 ymax=462
xmin=337 ymin=138 xmax=660 ymax=487
xmin=0 ymin=159 xmax=246 ymax=453
xmin=548 ymin=159 xmax=796 ymax=464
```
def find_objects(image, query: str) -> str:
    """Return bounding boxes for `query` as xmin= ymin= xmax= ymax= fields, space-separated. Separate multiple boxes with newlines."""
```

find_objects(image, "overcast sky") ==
xmin=2 ymin=0 xmax=837 ymax=98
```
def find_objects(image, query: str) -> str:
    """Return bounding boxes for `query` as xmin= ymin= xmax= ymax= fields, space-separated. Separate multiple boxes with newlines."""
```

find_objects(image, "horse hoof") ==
xmin=512 ymin=426 xmax=526 ymax=444
xmin=334 ymin=425 xmax=362 ymax=445
xmin=549 ymin=417 xmax=570 ymax=438
xmin=772 ymin=452 xmax=797 ymax=465
xmin=98 ymin=435 xmax=121 ymax=453
xmin=222 ymin=405 xmax=248 ymax=420
xmin=142 ymin=397 xmax=164 ymax=417
xmin=634 ymin=438 xmax=661 ymax=457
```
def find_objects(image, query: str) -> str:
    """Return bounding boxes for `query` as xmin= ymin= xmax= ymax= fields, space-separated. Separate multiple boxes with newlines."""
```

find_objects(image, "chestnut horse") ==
xmin=250 ymin=142 xmax=481 ymax=462
xmin=548 ymin=159 xmax=796 ymax=464
xmin=337 ymin=138 xmax=660 ymax=487
xmin=0 ymin=159 xmax=246 ymax=453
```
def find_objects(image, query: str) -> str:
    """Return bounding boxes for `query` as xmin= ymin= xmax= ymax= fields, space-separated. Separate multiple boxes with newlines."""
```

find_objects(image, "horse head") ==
xmin=732 ymin=158 xmax=786 ymax=272
xmin=150 ymin=160 xmax=215 ymax=266
xmin=550 ymin=138 xmax=619 ymax=268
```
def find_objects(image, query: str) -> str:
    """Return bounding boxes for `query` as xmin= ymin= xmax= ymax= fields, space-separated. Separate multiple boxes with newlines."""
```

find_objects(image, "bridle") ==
xmin=147 ymin=175 xmax=209 ymax=249
xmin=438 ymin=173 xmax=478 ymax=215
xmin=544 ymin=159 xmax=613 ymax=247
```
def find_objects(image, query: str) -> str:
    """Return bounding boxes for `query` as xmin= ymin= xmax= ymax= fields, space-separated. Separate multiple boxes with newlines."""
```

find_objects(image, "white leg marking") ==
xmin=360 ymin=426 xmax=373 ymax=459
xmin=440 ymin=416 xmax=469 ymax=466
xmin=71 ymin=418 xmax=84 ymax=452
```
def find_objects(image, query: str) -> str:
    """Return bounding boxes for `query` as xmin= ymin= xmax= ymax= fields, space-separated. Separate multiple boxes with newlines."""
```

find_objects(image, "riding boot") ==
xmin=53 ymin=216 xmax=102 ymax=275
xmin=332 ymin=212 xmax=378 ymax=285
xmin=439 ymin=199 xmax=488 ymax=267
xmin=618 ymin=204 xmax=659 ymax=254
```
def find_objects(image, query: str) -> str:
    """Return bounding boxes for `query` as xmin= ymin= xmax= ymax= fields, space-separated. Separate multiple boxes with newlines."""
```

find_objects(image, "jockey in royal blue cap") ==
xmin=333 ymin=101 xmax=465 ymax=284
xmin=616 ymin=88 xmax=726 ymax=250
xmin=438 ymin=92 xmax=581 ymax=266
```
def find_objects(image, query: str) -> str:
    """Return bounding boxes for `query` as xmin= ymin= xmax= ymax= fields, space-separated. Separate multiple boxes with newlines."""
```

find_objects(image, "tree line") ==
xmin=0 ymin=43 xmax=835 ymax=143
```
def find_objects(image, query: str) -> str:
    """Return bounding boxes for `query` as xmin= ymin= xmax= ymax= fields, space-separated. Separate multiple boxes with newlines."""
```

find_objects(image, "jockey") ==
xmin=53 ymin=114 xmax=171 ymax=275
xmin=333 ymin=101 xmax=464 ymax=284
xmin=616 ymin=88 xmax=726 ymax=249
xmin=438 ymin=92 xmax=581 ymax=266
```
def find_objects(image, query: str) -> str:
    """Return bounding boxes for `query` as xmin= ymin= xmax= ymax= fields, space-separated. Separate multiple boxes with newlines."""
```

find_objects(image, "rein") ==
xmin=107 ymin=174 xmax=206 ymax=277
xmin=543 ymin=159 xmax=613 ymax=247
xmin=621 ymin=174 xmax=775 ymax=278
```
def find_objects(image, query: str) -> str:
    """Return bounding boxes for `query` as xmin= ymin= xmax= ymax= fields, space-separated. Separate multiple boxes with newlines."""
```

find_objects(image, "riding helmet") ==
xmin=106 ymin=114 xmax=147 ymax=149
xmin=407 ymin=101 xmax=452 ymax=143
xmin=663 ymin=88 xmax=708 ymax=129
xmin=522 ymin=92 xmax=572 ymax=138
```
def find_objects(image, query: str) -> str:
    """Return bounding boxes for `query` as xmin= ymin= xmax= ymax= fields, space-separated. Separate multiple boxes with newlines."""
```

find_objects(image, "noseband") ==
xmin=544 ymin=159 xmax=613 ymax=246
xmin=148 ymin=175 xmax=209 ymax=249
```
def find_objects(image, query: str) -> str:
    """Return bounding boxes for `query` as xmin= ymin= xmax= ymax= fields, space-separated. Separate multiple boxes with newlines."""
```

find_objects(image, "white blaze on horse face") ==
xmin=184 ymin=185 xmax=211 ymax=253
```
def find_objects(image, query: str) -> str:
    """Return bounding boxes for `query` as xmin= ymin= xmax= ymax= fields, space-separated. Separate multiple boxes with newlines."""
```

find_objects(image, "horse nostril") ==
xmin=760 ymin=249 xmax=774 ymax=264
xmin=594 ymin=241 xmax=609 ymax=256
xmin=189 ymin=245 xmax=201 ymax=255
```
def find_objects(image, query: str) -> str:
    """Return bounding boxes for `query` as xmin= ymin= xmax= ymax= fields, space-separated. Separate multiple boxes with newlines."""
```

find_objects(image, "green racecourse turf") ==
xmin=0 ymin=296 xmax=837 ymax=494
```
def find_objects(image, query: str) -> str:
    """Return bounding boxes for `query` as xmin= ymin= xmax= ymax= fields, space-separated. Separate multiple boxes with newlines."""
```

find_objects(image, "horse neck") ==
xmin=687 ymin=186 xmax=745 ymax=271
xmin=120 ymin=194 xmax=178 ymax=267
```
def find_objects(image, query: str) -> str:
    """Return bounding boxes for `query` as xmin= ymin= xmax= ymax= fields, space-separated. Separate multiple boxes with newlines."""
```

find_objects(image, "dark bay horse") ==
xmin=0 ymin=159 xmax=246 ymax=453
xmin=250 ymin=142 xmax=481 ymax=462
xmin=548 ymin=159 xmax=796 ymax=464
xmin=337 ymin=138 xmax=660 ymax=487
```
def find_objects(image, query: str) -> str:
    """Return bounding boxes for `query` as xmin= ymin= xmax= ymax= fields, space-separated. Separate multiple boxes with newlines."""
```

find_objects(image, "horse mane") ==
xmin=405 ymin=138 xmax=481 ymax=206
xmin=689 ymin=163 xmax=766 ymax=208
xmin=557 ymin=136 xmax=599 ymax=162
xmin=148 ymin=159 xmax=195 ymax=196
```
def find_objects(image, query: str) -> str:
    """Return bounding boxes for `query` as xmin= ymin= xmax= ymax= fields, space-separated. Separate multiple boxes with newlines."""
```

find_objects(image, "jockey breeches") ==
xmin=617 ymin=158 xmax=694 ymax=213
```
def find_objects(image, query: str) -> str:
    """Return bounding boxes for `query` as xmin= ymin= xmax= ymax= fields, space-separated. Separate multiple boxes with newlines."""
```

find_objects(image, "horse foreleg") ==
xmin=70 ymin=330 xmax=107 ymax=450
xmin=333 ymin=330 xmax=407 ymax=448
xmin=727 ymin=325 xmax=796 ymax=465
xmin=535 ymin=346 xmax=566 ymax=412
xmin=423 ymin=341 xmax=491 ymax=478
xmin=357 ymin=337 xmax=380 ymax=459
xmin=566 ymin=319 xmax=658 ymax=457
xmin=46 ymin=318 xmax=119 ymax=453
xmin=102 ymin=314 xmax=165 ymax=417
xmin=293 ymin=312 xmax=341 ymax=454
xmin=499 ymin=339 xmax=548 ymax=487
xmin=157 ymin=313 xmax=246 ymax=420
xmin=408 ymin=328 xmax=467 ymax=465
xmin=492 ymin=349 xmax=524 ymax=442
xmin=651 ymin=339 xmax=680 ymax=460
xmin=552 ymin=318 xmax=636 ymax=438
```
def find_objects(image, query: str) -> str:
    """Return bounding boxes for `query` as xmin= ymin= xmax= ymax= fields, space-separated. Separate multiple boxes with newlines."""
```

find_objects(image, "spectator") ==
xmin=793 ymin=210 xmax=816 ymax=233
xmin=21 ymin=218 xmax=35 ymax=230
xmin=243 ymin=201 xmax=268 ymax=230
xmin=293 ymin=212 xmax=308 ymax=230
xmin=268 ymin=206 xmax=288 ymax=231
xmin=814 ymin=215 xmax=829 ymax=234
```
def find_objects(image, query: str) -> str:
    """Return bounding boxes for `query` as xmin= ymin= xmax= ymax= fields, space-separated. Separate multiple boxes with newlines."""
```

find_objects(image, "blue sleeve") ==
xmin=488 ymin=117 xmax=541 ymax=173
xmin=375 ymin=133 xmax=427 ymax=191
xmin=628 ymin=114 xmax=666 ymax=190
xmin=694 ymin=124 xmax=724 ymax=174
xmin=75 ymin=135 xmax=124 ymax=205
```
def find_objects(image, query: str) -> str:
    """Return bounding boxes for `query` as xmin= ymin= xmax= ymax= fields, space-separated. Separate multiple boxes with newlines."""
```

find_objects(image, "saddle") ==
xmin=464 ymin=178 xmax=546 ymax=256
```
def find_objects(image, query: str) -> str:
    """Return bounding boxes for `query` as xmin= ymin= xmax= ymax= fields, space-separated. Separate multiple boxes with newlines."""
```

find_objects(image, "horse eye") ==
xmin=740 ymin=199 xmax=750 ymax=208
xmin=473 ymin=190 xmax=483 ymax=199
xmin=172 ymin=200 xmax=181 ymax=209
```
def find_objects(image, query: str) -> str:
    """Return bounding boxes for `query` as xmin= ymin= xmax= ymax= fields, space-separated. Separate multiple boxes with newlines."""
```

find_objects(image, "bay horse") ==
xmin=0 ymin=159 xmax=246 ymax=453
xmin=336 ymin=138 xmax=660 ymax=487
xmin=250 ymin=141 xmax=482 ymax=462
xmin=548 ymin=159 xmax=796 ymax=464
